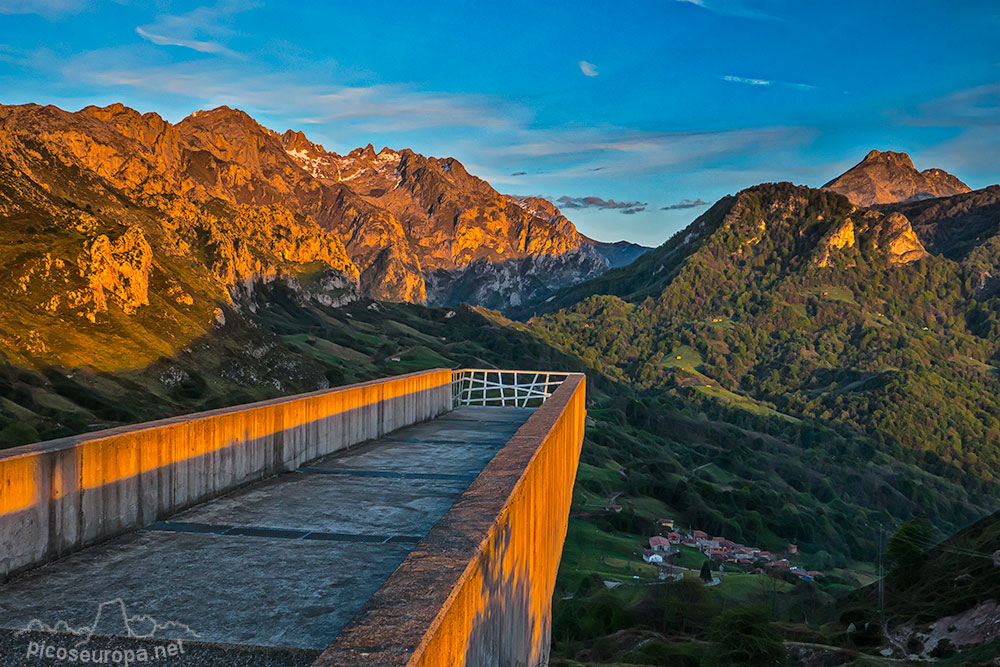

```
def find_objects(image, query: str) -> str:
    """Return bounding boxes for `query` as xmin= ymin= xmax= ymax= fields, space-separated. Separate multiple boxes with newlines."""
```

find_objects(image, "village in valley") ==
xmin=639 ymin=517 xmax=825 ymax=583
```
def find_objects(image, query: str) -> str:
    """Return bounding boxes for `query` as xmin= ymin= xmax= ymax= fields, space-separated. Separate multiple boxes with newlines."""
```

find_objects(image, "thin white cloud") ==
xmin=899 ymin=83 xmax=1000 ymax=181
xmin=0 ymin=0 xmax=83 ymax=16
xmin=475 ymin=125 xmax=814 ymax=184
xmin=723 ymin=75 xmax=772 ymax=86
xmin=669 ymin=0 xmax=781 ymax=21
xmin=58 ymin=52 xmax=522 ymax=133
xmin=905 ymin=82 xmax=1000 ymax=128
xmin=135 ymin=27 xmax=237 ymax=57
xmin=135 ymin=1 xmax=256 ymax=58
xmin=578 ymin=61 xmax=598 ymax=77
xmin=722 ymin=75 xmax=819 ymax=91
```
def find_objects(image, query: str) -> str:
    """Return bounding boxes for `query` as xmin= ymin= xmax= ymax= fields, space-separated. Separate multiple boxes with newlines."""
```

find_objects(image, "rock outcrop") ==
xmin=824 ymin=149 xmax=970 ymax=207
xmin=882 ymin=184 xmax=1000 ymax=260
xmin=815 ymin=209 xmax=927 ymax=267
xmin=77 ymin=226 xmax=153 ymax=319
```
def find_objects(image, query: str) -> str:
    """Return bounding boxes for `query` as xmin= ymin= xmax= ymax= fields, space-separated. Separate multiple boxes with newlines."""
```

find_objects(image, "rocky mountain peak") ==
xmin=184 ymin=105 xmax=252 ymax=121
xmin=506 ymin=195 xmax=560 ymax=222
xmin=176 ymin=106 xmax=278 ymax=157
xmin=860 ymin=149 xmax=915 ymax=169
xmin=824 ymin=150 xmax=970 ymax=207
xmin=353 ymin=143 xmax=378 ymax=161
xmin=280 ymin=129 xmax=323 ymax=154
xmin=79 ymin=102 xmax=143 ymax=123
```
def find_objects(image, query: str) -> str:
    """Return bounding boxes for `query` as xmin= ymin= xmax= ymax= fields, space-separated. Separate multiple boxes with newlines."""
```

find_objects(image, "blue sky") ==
xmin=1 ymin=0 xmax=998 ymax=246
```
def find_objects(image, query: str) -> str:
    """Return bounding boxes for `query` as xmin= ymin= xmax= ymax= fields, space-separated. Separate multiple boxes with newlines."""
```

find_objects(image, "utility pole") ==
xmin=878 ymin=524 xmax=886 ymax=633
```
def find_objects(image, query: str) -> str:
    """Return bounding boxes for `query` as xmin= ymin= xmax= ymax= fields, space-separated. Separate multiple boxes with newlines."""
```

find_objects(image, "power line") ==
xmin=888 ymin=532 xmax=996 ymax=560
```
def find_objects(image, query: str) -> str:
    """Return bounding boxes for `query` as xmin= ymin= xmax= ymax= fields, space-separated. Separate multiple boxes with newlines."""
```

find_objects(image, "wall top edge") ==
xmin=0 ymin=367 xmax=454 ymax=462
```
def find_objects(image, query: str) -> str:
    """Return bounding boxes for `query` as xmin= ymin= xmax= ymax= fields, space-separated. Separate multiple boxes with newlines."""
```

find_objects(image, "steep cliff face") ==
xmin=77 ymin=225 xmax=154 ymax=319
xmin=823 ymin=149 xmax=970 ymax=206
xmin=278 ymin=131 xmax=616 ymax=306
xmin=882 ymin=185 xmax=1000 ymax=260
xmin=0 ymin=103 xmax=362 ymax=367
xmin=814 ymin=209 xmax=928 ymax=267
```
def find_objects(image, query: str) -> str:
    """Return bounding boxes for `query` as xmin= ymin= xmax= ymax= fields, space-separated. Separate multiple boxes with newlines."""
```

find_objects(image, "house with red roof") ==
xmin=649 ymin=536 xmax=671 ymax=551
xmin=693 ymin=530 xmax=708 ymax=539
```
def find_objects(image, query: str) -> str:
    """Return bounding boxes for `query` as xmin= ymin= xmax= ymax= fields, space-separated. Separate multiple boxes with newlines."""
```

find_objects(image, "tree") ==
xmin=700 ymin=559 xmax=713 ymax=583
xmin=888 ymin=516 xmax=932 ymax=585
xmin=661 ymin=578 xmax=716 ymax=634
xmin=708 ymin=604 xmax=786 ymax=666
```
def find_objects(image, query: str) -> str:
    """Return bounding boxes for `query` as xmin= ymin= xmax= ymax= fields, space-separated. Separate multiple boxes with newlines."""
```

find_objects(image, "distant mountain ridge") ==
xmin=823 ymin=149 xmax=971 ymax=206
xmin=0 ymin=101 xmax=648 ymax=366
xmin=276 ymin=128 xmax=648 ymax=308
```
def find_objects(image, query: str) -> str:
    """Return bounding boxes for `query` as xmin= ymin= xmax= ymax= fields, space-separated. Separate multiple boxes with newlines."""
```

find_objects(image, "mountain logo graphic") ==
xmin=16 ymin=598 xmax=200 ymax=647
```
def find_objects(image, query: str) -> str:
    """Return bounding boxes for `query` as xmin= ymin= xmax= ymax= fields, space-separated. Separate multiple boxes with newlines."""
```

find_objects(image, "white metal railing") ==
xmin=451 ymin=369 xmax=571 ymax=408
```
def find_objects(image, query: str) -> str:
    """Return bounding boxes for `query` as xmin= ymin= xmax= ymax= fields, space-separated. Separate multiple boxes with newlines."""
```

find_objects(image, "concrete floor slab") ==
xmin=0 ymin=407 xmax=532 ymax=652
xmin=0 ymin=532 xmax=412 ymax=649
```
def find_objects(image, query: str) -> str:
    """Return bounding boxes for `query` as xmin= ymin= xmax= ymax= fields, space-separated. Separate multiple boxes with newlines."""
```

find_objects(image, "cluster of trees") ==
xmin=553 ymin=576 xmax=787 ymax=666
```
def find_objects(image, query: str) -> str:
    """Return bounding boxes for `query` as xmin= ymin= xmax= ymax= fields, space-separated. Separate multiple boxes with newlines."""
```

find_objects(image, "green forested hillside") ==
xmin=531 ymin=183 xmax=1000 ymax=494
xmin=534 ymin=182 xmax=1000 ymax=664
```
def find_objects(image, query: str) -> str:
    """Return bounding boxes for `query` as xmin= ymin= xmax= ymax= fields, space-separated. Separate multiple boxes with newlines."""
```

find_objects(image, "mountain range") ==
xmin=0 ymin=102 xmax=644 ymax=369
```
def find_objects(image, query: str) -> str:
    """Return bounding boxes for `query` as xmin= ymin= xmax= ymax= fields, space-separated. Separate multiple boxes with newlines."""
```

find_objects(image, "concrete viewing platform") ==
xmin=0 ymin=368 xmax=586 ymax=666
xmin=0 ymin=406 xmax=532 ymax=654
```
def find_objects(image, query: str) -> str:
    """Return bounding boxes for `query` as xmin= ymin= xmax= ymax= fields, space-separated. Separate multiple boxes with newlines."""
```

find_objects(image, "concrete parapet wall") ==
xmin=316 ymin=373 xmax=586 ymax=666
xmin=0 ymin=369 xmax=452 ymax=580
